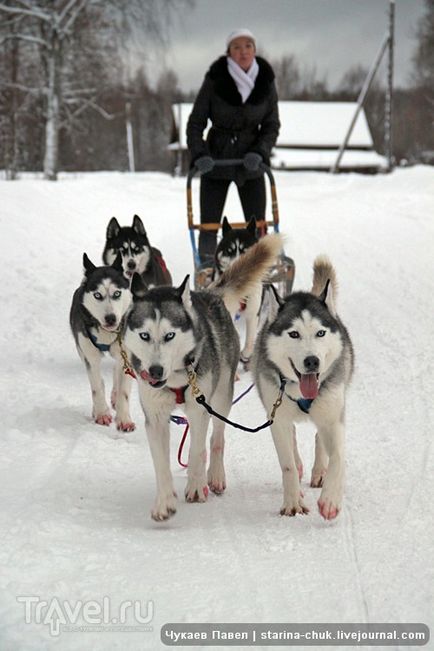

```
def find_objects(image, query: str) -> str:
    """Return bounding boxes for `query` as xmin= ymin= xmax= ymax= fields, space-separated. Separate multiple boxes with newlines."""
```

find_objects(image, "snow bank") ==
xmin=0 ymin=166 xmax=433 ymax=650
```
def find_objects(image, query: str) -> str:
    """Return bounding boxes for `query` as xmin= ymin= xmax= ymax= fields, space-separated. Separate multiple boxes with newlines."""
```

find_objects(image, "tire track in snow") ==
xmin=342 ymin=502 xmax=370 ymax=622
xmin=225 ymin=416 xmax=372 ymax=625
xmin=223 ymin=373 xmax=374 ymax=624
xmin=403 ymin=358 xmax=433 ymax=518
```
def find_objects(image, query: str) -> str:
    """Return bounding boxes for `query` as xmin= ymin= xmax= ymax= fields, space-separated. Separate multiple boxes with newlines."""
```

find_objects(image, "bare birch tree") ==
xmin=0 ymin=0 xmax=188 ymax=180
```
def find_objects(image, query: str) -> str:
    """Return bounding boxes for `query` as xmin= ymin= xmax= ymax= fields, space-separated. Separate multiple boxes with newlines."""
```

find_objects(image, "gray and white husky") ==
xmin=252 ymin=256 xmax=354 ymax=520
xmin=70 ymin=253 xmax=135 ymax=431
xmin=123 ymin=235 xmax=282 ymax=521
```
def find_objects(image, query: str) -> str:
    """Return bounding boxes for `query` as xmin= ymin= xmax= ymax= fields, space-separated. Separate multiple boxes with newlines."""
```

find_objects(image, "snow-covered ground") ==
xmin=0 ymin=167 xmax=433 ymax=650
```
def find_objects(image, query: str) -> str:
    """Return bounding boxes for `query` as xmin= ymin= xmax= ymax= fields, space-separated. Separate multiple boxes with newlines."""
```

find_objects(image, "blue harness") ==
xmin=292 ymin=397 xmax=314 ymax=414
xmin=86 ymin=329 xmax=113 ymax=352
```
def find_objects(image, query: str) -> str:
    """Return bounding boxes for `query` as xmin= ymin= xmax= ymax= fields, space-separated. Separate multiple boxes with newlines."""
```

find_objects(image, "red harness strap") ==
xmin=170 ymin=386 xmax=188 ymax=405
xmin=155 ymin=254 xmax=168 ymax=274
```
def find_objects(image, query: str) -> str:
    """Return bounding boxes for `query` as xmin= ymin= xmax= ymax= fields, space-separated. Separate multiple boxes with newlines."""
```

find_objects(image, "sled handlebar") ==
xmin=186 ymin=159 xmax=279 ymax=231
xmin=186 ymin=158 xmax=276 ymax=187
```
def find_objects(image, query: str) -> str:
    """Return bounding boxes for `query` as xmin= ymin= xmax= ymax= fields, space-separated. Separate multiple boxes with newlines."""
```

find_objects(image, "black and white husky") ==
xmin=70 ymin=253 xmax=135 ymax=431
xmin=103 ymin=214 xmax=172 ymax=287
xmin=123 ymin=235 xmax=282 ymax=521
xmin=213 ymin=216 xmax=261 ymax=364
xmin=252 ymin=256 xmax=354 ymax=520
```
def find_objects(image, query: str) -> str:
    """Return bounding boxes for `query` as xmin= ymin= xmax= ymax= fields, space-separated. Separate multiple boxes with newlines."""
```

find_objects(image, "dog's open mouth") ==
xmin=290 ymin=359 xmax=319 ymax=399
xmin=102 ymin=324 xmax=118 ymax=332
xmin=140 ymin=370 xmax=166 ymax=388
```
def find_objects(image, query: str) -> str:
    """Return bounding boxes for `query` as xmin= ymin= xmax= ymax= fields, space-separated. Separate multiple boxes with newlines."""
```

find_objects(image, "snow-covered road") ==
xmin=0 ymin=167 xmax=433 ymax=650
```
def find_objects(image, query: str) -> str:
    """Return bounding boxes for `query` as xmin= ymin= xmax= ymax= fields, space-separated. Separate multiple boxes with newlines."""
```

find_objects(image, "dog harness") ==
xmin=86 ymin=328 xmax=114 ymax=352
xmin=169 ymin=386 xmax=188 ymax=404
xmin=289 ymin=396 xmax=314 ymax=414
xmin=155 ymin=254 xmax=168 ymax=274
xmin=168 ymin=356 xmax=197 ymax=404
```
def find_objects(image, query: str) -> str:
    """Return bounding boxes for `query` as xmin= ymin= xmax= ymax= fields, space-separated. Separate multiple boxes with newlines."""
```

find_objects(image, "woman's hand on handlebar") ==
xmin=195 ymin=156 xmax=215 ymax=174
xmin=243 ymin=152 xmax=263 ymax=171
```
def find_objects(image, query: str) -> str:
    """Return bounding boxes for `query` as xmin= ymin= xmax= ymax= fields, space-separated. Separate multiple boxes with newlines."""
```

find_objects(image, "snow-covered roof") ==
xmin=276 ymin=101 xmax=373 ymax=148
xmin=171 ymin=100 xmax=382 ymax=169
xmin=172 ymin=101 xmax=374 ymax=149
xmin=272 ymin=148 xmax=387 ymax=171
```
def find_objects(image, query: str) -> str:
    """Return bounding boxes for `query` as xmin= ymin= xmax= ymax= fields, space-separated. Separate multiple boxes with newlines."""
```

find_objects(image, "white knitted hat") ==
xmin=226 ymin=28 xmax=256 ymax=50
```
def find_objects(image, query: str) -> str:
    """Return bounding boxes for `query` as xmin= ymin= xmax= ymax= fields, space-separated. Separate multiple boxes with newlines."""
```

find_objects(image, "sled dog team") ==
xmin=70 ymin=215 xmax=354 ymax=522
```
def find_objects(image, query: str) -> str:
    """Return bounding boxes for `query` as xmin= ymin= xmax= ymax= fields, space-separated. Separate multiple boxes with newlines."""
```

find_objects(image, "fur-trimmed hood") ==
xmin=207 ymin=55 xmax=276 ymax=106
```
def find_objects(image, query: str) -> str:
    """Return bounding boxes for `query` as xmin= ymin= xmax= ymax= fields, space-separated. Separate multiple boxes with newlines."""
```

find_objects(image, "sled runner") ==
xmin=186 ymin=159 xmax=295 ymax=295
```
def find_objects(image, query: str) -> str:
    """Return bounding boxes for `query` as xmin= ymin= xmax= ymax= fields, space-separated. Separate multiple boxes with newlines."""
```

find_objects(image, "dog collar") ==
xmin=86 ymin=329 xmax=113 ymax=352
xmin=279 ymin=374 xmax=315 ymax=414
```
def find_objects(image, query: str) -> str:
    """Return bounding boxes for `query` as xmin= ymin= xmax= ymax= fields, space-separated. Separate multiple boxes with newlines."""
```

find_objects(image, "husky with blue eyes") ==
xmin=70 ymin=253 xmax=134 ymax=431
xmin=123 ymin=235 xmax=282 ymax=521
xmin=252 ymin=256 xmax=354 ymax=521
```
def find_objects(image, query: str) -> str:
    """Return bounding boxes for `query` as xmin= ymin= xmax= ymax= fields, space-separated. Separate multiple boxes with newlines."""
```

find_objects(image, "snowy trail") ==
xmin=0 ymin=168 xmax=433 ymax=650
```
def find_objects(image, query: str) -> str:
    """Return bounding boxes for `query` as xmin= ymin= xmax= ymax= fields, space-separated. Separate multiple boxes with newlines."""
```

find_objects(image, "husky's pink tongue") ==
xmin=140 ymin=370 xmax=159 ymax=385
xmin=299 ymin=374 xmax=319 ymax=399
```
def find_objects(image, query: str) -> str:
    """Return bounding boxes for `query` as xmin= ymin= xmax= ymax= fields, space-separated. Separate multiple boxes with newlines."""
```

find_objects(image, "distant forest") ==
xmin=0 ymin=0 xmax=433 ymax=179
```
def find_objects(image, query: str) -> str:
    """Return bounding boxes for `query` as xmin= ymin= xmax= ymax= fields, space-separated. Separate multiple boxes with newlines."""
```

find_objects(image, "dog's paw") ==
xmin=115 ymin=417 xmax=136 ymax=432
xmin=207 ymin=465 xmax=226 ymax=495
xmin=280 ymin=494 xmax=309 ymax=517
xmin=94 ymin=412 xmax=112 ymax=426
xmin=185 ymin=478 xmax=209 ymax=503
xmin=311 ymin=467 xmax=327 ymax=488
xmin=317 ymin=492 xmax=341 ymax=520
xmin=151 ymin=493 xmax=177 ymax=522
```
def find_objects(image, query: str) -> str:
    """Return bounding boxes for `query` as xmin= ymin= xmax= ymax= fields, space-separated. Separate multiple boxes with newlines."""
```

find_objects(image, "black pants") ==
xmin=199 ymin=175 xmax=266 ymax=261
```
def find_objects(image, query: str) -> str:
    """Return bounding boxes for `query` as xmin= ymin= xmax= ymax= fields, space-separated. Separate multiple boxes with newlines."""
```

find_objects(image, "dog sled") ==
xmin=186 ymin=159 xmax=295 ymax=296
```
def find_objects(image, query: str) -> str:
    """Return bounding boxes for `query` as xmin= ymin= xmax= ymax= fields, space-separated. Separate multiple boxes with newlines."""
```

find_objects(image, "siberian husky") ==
xmin=213 ymin=216 xmax=262 ymax=364
xmin=103 ymin=214 xmax=172 ymax=287
xmin=70 ymin=253 xmax=135 ymax=431
xmin=122 ymin=235 xmax=282 ymax=521
xmin=252 ymin=256 xmax=354 ymax=520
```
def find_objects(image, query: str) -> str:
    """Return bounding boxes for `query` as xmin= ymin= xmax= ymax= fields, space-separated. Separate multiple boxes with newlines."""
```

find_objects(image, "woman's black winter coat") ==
xmin=186 ymin=55 xmax=280 ymax=184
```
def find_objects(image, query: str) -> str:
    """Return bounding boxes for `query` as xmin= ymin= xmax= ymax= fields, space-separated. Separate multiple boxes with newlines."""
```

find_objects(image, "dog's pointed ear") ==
xmin=130 ymin=272 xmax=148 ymax=300
xmin=111 ymin=251 xmax=123 ymax=273
xmin=107 ymin=217 xmax=120 ymax=240
xmin=132 ymin=215 xmax=146 ymax=236
xmin=83 ymin=253 xmax=96 ymax=277
xmin=177 ymin=275 xmax=192 ymax=309
xmin=267 ymin=284 xmax=285 ymax=320
xmin=319 ymin=279 xmax=336 ymax=316
xmin=222 ymin=216 xmax=231 ymax=235
xmin=247 ymin=216 xmax=257 ymax=235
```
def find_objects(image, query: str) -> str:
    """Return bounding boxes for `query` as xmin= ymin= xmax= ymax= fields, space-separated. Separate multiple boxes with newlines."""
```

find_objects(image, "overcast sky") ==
xmin=153 ymin=0 xmax=425 ymax=92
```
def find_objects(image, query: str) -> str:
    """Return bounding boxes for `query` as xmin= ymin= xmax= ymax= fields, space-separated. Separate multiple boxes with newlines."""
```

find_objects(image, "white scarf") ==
xmin=227 ymin=56 xmax=259 ymax=103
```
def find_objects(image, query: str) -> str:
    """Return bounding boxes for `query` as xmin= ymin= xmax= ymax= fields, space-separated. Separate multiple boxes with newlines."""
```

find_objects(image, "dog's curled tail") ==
xmin=311 ymin=255 xmax=338 ymax=300
xmin=211 ymin=234 xmax=283 ymax=316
